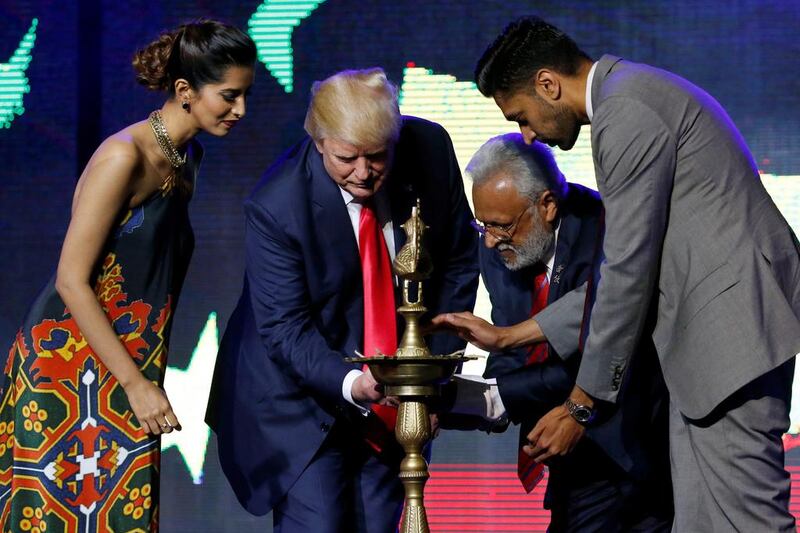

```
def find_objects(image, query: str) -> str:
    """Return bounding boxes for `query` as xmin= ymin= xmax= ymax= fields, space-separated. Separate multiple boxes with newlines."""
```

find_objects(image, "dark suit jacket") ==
xmin=482 ymin=183 xmax=669 ymax=493
xmin=206 ymin=116 xmax=479 ymax=515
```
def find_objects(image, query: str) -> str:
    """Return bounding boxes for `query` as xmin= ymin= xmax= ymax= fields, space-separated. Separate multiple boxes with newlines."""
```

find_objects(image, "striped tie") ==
xmin=518 ymin=267 xmax=550 ymax=492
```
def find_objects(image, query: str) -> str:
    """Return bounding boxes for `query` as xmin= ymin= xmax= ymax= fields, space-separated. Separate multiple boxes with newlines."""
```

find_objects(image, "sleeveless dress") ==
xmin=0 ymin=140 xmax=201 ymax=532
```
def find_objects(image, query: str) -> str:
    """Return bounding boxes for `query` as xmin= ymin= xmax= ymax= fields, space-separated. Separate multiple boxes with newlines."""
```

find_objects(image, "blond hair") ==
xmin=304 ymin=68 xmax=401 ymax=147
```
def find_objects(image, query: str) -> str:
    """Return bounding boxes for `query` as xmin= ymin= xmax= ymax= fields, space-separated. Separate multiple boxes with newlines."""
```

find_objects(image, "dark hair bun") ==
xmin=132 ymin=29 xmax=180 ymax=91
xmin=132 ymin=20 xmax=256 ymax=94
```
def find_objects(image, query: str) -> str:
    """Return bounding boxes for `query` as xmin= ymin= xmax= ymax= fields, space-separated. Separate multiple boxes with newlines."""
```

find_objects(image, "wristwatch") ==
xmin=564 ymin=397 xmax=596 ymax=425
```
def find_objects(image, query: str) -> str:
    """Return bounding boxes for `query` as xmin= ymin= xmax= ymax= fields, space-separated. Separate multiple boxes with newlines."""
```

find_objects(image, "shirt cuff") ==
xmin=342 ymin=369 xmax=370 ymax=416
xmin=452 ymin=375 xmax=506 ymax=420
xmin=486 ymin=379 xmax=506 ymax=420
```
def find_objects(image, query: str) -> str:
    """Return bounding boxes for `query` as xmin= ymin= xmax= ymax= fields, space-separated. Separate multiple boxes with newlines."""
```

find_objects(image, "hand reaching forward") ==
xmin=523 ymin=404 xmax=585 ymax=463
xmin=430 ymin=312 xmax=507 ymax=352
xmin=125 ymin=377 xmax=181 ymax=435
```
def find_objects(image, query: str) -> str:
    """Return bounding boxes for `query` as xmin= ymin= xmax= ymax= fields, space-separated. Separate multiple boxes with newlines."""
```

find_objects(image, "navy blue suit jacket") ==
xmin=206 ymin=117 xmax=479 ymax=515
xmin=482 ymin=183 xmax=668 ymax=485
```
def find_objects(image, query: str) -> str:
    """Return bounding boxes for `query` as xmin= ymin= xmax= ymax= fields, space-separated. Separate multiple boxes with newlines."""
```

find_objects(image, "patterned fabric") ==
xmin=358 ymin=200 xmax=398 ymax=451
xmin=518 ymin=266 xmax=550 ymax=492
xmin=0 ymin=153 xmax=196 ymax=532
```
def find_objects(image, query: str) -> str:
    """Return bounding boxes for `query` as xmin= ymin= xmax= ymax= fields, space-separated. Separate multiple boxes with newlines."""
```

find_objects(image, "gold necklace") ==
xmin=148 ymin=110 xmax=187 ymax=193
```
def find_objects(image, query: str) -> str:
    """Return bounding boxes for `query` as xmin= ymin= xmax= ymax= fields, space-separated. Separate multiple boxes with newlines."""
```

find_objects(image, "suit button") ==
xmin=611 ymin=383 xmax=619 ymax=391
xmin=320 ymin=422 xmax=330 ymax=433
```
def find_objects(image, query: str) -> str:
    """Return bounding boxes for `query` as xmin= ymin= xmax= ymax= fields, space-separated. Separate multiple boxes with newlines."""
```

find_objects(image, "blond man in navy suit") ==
xmin=207 ymin=69 xmax=478 ymax=532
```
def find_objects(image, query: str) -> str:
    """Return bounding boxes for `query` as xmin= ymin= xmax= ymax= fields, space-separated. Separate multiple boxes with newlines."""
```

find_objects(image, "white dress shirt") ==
xmin=585 ymin=61 xmax=599 ymax=122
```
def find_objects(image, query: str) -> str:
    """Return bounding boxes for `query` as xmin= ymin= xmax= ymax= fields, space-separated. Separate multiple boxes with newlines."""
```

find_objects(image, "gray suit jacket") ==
xmin=577 ymin=55 xmax=800 ymax=419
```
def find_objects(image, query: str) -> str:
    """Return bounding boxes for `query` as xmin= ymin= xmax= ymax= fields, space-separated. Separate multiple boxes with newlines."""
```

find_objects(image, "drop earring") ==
xmin=181 ymin=100 xmax=190 ymax=112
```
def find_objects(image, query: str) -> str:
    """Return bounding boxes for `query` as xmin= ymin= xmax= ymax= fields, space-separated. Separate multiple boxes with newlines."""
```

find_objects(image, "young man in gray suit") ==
xmin=473 ymin=16 xmax=800 ymax=531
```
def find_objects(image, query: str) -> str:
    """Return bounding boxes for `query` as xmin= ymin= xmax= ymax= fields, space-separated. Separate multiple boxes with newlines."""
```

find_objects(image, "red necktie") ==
xmin=518 ymin=266 xmax=550 ymax=492
xmin=359 ymin=201 xmax=398 ymax=451
xmin=525 ymin=270 xmax=550 ymax=365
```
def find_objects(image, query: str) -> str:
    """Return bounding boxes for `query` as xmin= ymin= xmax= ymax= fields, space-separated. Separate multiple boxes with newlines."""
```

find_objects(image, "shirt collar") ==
xmin=585 ymin=61 xmax=599 ymax=122
xmin=544 ymin=219 xmax=561 ymax=278
xmin=339 ymin=186 xmax=356 ymax=205
xmin=339 ymin=185 xmax=390 ymax=212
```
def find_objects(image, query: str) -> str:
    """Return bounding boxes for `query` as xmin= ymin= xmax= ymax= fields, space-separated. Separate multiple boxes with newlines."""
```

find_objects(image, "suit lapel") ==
xmin=308 ymin=144 xmax=360 ymax=262
xmin=548 ymin=203 xmax=581 ymax=304
xmin=307 ymin=144 xmax=364 ymax=348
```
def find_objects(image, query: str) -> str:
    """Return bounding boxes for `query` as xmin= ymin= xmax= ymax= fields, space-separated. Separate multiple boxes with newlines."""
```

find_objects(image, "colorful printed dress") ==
xmin=0 ymin=141 xmax=201 ymax=532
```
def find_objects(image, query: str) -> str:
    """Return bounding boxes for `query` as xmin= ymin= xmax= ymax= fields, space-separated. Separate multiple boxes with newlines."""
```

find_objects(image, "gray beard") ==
xmin=497 ymin=220 xmax=555 ymax=271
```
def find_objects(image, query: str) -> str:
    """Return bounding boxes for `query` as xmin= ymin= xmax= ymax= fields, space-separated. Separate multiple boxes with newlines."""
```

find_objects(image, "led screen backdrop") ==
xmin=1 ymin=1 xmax=799 ymax=531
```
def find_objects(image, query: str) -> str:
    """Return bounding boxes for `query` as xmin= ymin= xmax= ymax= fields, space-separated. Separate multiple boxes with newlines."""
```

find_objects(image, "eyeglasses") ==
xmin=471 ymin=205 xmax=531 ymax=241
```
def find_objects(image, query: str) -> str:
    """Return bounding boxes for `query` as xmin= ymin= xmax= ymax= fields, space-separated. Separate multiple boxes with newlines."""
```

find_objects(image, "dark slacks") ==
xmin=272 ymin=420 xmax=404 ymax=533
xmin=547 ymin=440 xmax=673 ymax=533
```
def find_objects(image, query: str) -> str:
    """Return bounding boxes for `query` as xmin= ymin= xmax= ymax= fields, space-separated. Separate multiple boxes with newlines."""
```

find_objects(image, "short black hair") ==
xmin=475 ymin=16 xmax=591 ymax=97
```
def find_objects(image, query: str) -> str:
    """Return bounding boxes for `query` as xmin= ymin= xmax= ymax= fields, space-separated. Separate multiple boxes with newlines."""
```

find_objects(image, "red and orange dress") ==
xmin=0 ymin=142 xmax=200 ymax=532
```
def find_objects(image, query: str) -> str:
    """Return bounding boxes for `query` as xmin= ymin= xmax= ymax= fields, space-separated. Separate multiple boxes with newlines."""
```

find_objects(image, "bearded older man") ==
xmin=435 ymin=133 xmax=671 ymax=532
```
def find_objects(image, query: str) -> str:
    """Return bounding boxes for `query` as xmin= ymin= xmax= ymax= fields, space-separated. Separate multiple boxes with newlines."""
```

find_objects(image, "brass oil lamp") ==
xmin=349 ymin=199 xmax=472 ymax=533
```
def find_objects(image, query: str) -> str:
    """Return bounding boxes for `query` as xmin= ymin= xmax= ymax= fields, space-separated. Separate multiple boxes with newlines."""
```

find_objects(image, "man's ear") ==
xmin=534 ymin=69 xmax=562 ymax=102
xmin=539 ymin=190 xmax=559 ymax=224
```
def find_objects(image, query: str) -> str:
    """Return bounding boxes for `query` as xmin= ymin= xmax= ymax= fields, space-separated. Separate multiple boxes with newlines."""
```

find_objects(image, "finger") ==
xmin=441 ymin=314 xmax=474 ymax=330
xmin=429 ymin=316 xmax=458 ymax=333
xmin=157 ymin=416 xmax=173 ymax=433
xmin=145 ymin=417 xmax=162 ymax=435
xmin=165 ymin=409 xmax=181 ymax=431
xmin=534 ymin=449 xmax=555 ymax=463
xmin=527 ymin=422 xmax=545 ymax=446
xmin=436 ymin=312 xmax=476 ymax=328
xmin=522 ymin=443 xmax=533 ymax=455
xmin=430 ymin=314 xmax=449 ymax=326
xmin=137 ymin=416 xmax=152 ymax=435
xmin=526 ymin=439 xmax=551 ymax=462
xmin=524 ymin=423 xmax=550 ymax=457
xmin=522 ymin=443 xmax=547 ymax=459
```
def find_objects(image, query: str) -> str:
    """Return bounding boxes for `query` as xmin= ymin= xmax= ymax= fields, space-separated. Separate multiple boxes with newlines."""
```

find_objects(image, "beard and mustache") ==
xmin=496 ymin=210 xmax=555 ymax=271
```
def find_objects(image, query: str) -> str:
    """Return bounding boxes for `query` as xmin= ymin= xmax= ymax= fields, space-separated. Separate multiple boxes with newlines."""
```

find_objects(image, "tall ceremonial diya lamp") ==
xmin=349 ymin=200 xmax=473 ymax=533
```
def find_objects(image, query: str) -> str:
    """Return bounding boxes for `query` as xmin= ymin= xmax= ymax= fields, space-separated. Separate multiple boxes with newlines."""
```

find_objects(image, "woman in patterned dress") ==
xmin=0 ymin=20 xmax=255 ymax=532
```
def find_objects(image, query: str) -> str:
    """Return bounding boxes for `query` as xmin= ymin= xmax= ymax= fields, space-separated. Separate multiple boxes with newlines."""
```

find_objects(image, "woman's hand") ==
xmin=124 ymin=377 xmax=181 ymax=435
